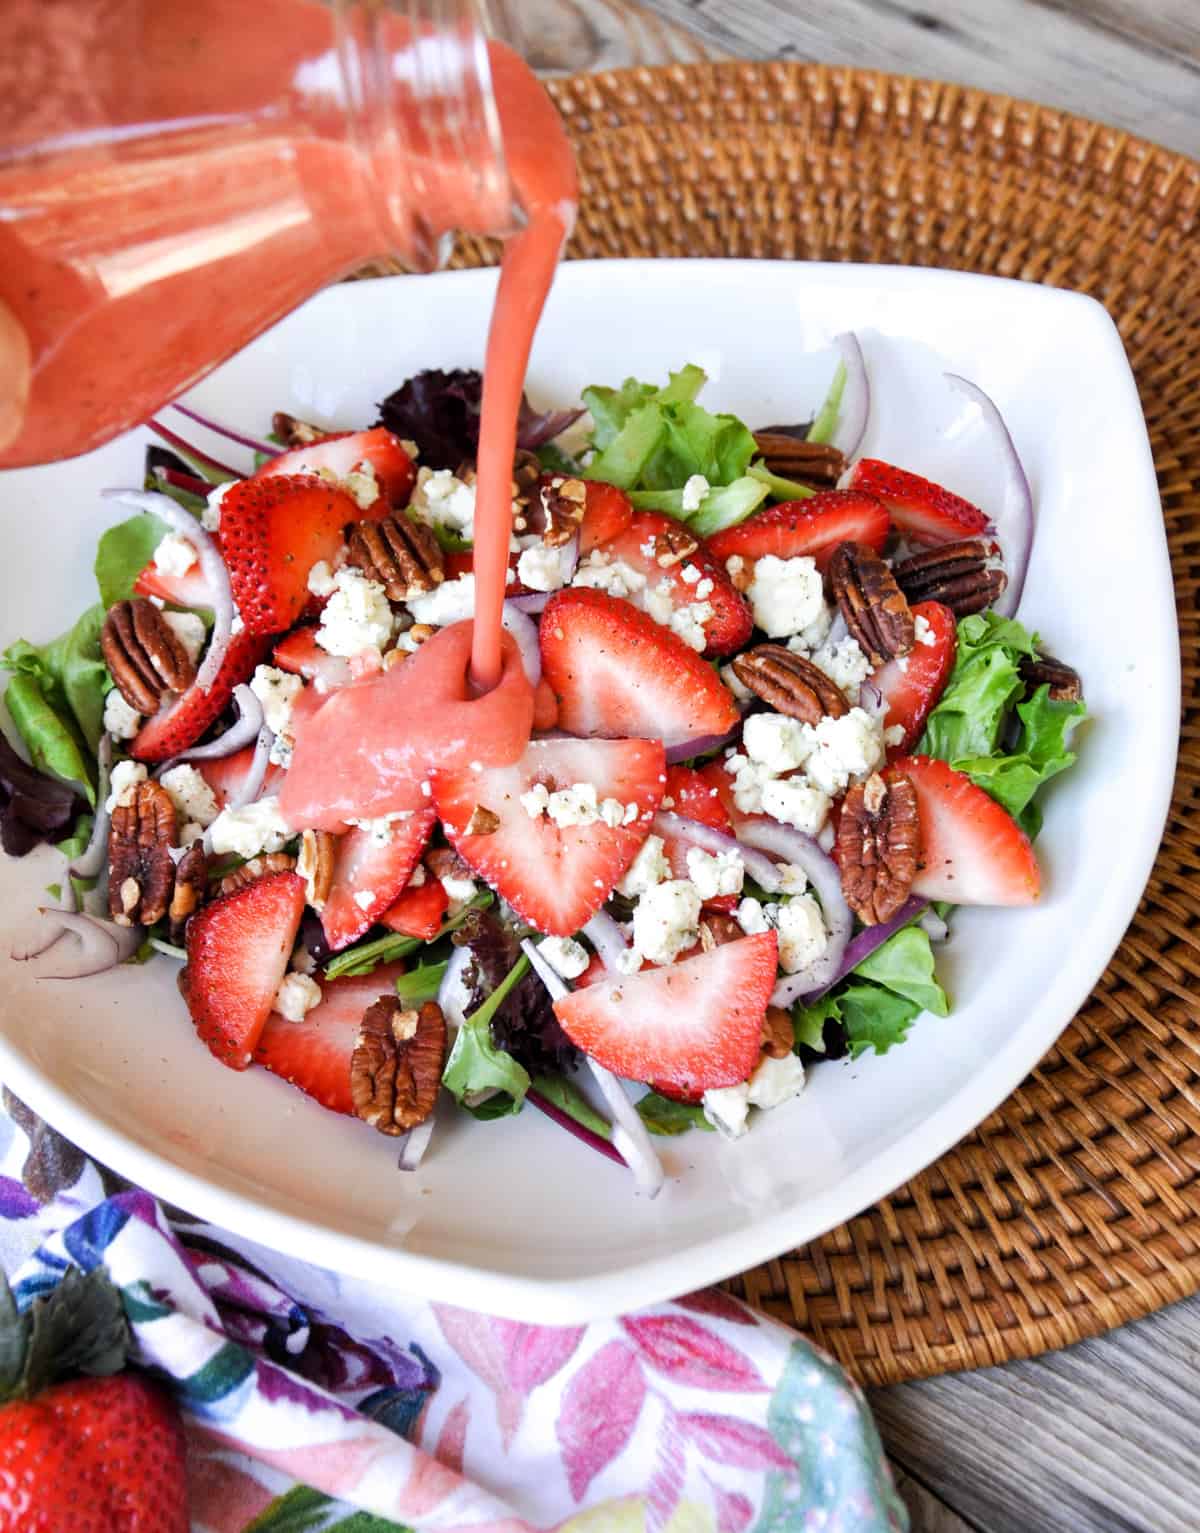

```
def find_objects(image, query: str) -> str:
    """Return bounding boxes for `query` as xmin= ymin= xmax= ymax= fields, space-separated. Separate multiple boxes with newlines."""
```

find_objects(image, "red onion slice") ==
xmin=526 ymin=1088 xmax=625 ymax=1165
xmin=735 ymin=820 xmax=853 ymax=997
xmin=170 ymin=402 xmax=278 ymax=459
xmin=397 ymin=1116 xmax=436 ymax=1172
xmin=582 ymin=910 xmax=631 ymax=971
xmin=831 ymin=332 xmax=871 ymax=459
xmin=521 ymin=938 xmax=664 ymax=1198
xmin=785 ymin=895 xmax=928 ymax=1008
xmin=228 ymin=726 xmax=275 ymax=811
xmin=436 ymin=943 xmax=474 ymax=1027
xmin=663 ymin=723 xmax=744 ymax=766
xmin=160 ymin=686 xmax=264 ymax=769
xmin=102 ymin=489 xmax=235 ymax=691
xmin=507 ymin=591 xmax=551 ymax=614
xmin=652 ymin=811 xmax=782 ymax=894
xmin=944 ymin=374 xmax=1033 ymax=618
xmin=38 ymin=911 xmax=142 ymax=979
xmin=148 ymin=418 xmax=240 ymax=480
xmin=68 ymin=734 xmax=112 ymax=880
xmin=501 ymin=602 xmax=542 ymax=688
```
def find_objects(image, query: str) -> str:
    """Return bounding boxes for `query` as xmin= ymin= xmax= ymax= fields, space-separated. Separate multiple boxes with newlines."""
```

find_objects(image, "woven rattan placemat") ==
xmin=412 ymin=61 xmax=1199 ymax=1387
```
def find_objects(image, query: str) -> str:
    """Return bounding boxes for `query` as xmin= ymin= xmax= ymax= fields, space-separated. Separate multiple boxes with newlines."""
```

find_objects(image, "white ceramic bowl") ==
xmin=0 ymin=261 xmax=1176 ymax=1320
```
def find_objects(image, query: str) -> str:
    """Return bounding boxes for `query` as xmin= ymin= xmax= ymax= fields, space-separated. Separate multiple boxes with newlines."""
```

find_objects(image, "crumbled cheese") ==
xmin=915 ymin=613 xmax=936 ymax=646
xmin=786 ymin=603 xmax=834 ymax=654
xmin=161 ymin=611 xmax=206 ymax=667
xmin=201 ymin=479 xmax=234 ymax=532
xmin=735 ymin=896 xmax=771 ymax=936
xmin=538 ymin=935 xmax=590 ymax=980
xmin=701 ymin=1083 xmax=749 ymax=1138
xmin=703 ymin=1051 xmax=806 ymax=1138
xmin=681 ymin=473 xmax=710 ymax=513
xmin=516 ymin=542 xmax=575 ymax=593
xmin=273 ymin=972 xmax=322 ymax=1022
xmin=803 ymin=707 xmax=885 ymax=796
xmin=345 ymin=810 xmax=412 ymax=846
xmin=406 ymin=865 xmax=427 ymax=888
xmin=746 ymin=555 xmax=825 ymax=638
xmin=315 ymin=568 xmax=394 ymax=657
xmin=153 ymin=531 xmax=198 ymax=579
xmin=776 ymin=863 xmax=808 ymax=896
xmin=290 ymin=944 xmax=317 ymax=976
xmin=685 ymin=845 xmax=745 ymax=901
xmin=808 ymin=635 xmax=871 ymax=697
xmin=159 ymin=764 xmax=220 ymax=829
xmin=180 ymin=821 xmax=205 ymax=846
xmin=768 ymin=893 xmax=828 ymax=974
xmin=352 ymin=889 xmax=376 ymax=911
xmin=721 ymin=665 xmax=755 ymax=704
xmin=723 ymin=753 xmax=776 ymax=817
xmin=407 ymin=572 xmax=476 ymax=627
xmin=572 ymin=551 xmax=647 ymax=600
xmin=760 ymin=777 xmax=832 ymax=836
xmin=669 ymin=600 xmax=714 ymax=652
xmin=207 ymin=795 xmax=291 ymax=859
xmin=680 ymin=563 xmax=702 ymax=586
xmin=400 ymin=438 xmax=420 ymax=461
xmin=631 ymin=879 xmax=701 ymax=965
xmin=884 ymin=724 xmax=906 ymax=747
xmin=743 ymin=712 xmax=811 ymax=774
xmin=250 ymin=664 xmax=302 ymax=746
xmin=615 ymin=946 xmax=644 ymax=975
xmin=102 ymin=688 xmax=141 ymax=740
xmin=408 ymin=466 xmax=477 ymax=541
xmin=616 ymin=833 xmax=671 ymax=898
xmin=105 ymin=759 xmax=147 ymax=813
xmin=440 ymin=869 xmax=477 ymax=911
xmin=520 ymin=782 xmax=550 ymax=820
xmin=307 ymin=560 xmax=337 ymax=598
xmin=547 ymin=783 xmax=599 ymax=828
xmin=341 ymin=460 xmax=380 ymax=511
xmin=230 ymin=612 xmax=245 ymax=635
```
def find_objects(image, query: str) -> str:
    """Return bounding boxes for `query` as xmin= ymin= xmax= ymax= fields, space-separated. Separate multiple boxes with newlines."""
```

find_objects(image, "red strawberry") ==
xmin=218 ymin=473 xmax=365 ymax=635
xmin=532 ymin=678 xmax=559 ymax=732
xmin=433 ymin=735 xmax=666 ymax=936
xmin=871 ymin=600 xmax=957 ymax=753
xmin=659 ymin=764 xmax=739 ymax=909
xmin=577 ymin=478 xmax=633 ymax=553
xmin=896 ymin=755 xmax=1040 ymax=905
xmin=180 ymin=870 xmax=306 ymax=1068
xmin=540 ymin=588 xmax=739 ymax=750
xmin=129 ymin=628 xmax=271 ymax=763
xmin=320 ymin=807 xmax=437 ymax=952
xmin=846 ymin=459 xmax=990 ymax=545
xmin=256 ymin=426 xmax=417 ymax=506
xmin=380 ymin=877 xmax=449 ymax=939
xmin=195 ymin=744 xmax=286 ymax=810
xmin=133 ymin=560 xmax=214 ymax=609
xmin=594 ymin=511 xmax=752 ymax=657
xmin=705 ymin=489 xmax=889 ymax=573
xmin=553 ymin=931 xmax=778 ymax=1092
xmin=254 ymin=961 xmax=408 ymax=1115
xmin=272 ymin=625 xmax=354 ymax=691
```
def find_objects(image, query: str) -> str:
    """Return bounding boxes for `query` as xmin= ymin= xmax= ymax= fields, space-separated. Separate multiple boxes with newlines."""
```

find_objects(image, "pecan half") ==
xmin=351 ymin=997 xmax=447 ymax=1135
xmin=646 ymin=523 xmax=699 ymax=569
xmin=753 ymin=432 xmax=846 ymax=488
xmin=828 ymin=542 xmax=915 ymax=667
xmin=425 ymin=846 xmax=473 ymax=885
xmin=345 ymin=513 xmax=444 ymax=601
xmin=731 ymin=644 xmax=848 ymax=724
xmin=101 ymin=599 xmax=196 ymax=714
xmin=837 ymin=770 xmax=921 ymax=925
xmin=297 ymin=829 xmax=336 ymax=910
xmin=108 ymin=780 xmax=177 ymax=927
xmin=524 ymin=475 xmax=588 ymax=548
xmin=168 ymin=842 xmax=208 ymax=943
xmin=272 ymin=410 xmax=328 ymax=448
xmin=218 ymin=852 xmax=296 ymax=897
xmin=761 ymin=1006 xmax=795 ymax=1059
xmin=891 ymin=540 xmax=1007 ymax=617
xmin=464 ymin=804 xmax=500 ymax=837
xmin=1019 ymin=652 xmax=1084 ymax=703
xmin=698 ymin=911 xmax=745 ymax=950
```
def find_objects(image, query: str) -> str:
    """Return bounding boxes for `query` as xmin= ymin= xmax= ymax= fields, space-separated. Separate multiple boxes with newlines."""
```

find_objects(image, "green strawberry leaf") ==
xmin=17 ymin=1267 xmax=129 ymax=1398
xmin=245 ymin=1485 xmax=410 ymax=1532
xmin=0 ymin=1276 xmax=30 ymax=1400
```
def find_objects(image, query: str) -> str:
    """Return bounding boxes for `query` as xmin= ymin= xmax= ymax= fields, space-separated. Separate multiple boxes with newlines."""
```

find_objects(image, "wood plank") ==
xmin=869 ymin=1295 xmax=1200 ymax=1533
xmin=632 ymin=0 xmax=1200 ymax=157
xmin=517 ymin=0 xmax=713 ymax=74
xmin=891 ymin=1467 xmax=983 ymax=1533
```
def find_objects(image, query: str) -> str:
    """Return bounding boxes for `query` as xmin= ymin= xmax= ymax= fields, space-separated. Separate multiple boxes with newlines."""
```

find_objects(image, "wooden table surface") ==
xmin=532 ymin=3 xmax=1200 ymax=1530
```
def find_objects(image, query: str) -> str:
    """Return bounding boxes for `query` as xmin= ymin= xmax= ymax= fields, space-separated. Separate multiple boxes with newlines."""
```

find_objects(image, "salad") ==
xmin=0 ymin=342 xmax=1087 ymax=1195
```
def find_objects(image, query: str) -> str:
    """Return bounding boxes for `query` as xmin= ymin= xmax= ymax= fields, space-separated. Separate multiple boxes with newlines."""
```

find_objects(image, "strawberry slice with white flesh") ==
xmin=133 ymin=561 xmax=215 ymax=609
xmin=255 ymin=961 xmax=408 ymax=1115
xmin=256 ymin=427 xmax=417 ymax=507
xmin=553 ymin=931 xmax=778 ymax=1093
xmin=704 ymin=488 xmax=889 ymax=573
xmin=870 ymin=600 xmax=957 ymax=753
xmin=272 ymin=626 xmax=354 ymax=691
xmin=180 ymin=870 xmax=306 ymax=1069
xmin=896 ymin=755 xmax=1041 ymax=905
xmin=845 ymin=459 xmax=991 ymax=546
xmin=539 ymin=587 xmax=739 ymax=750
xmin=196 ymin=745 xmax=286 ymax=810
xmin=433 ymin=735 xmax=667 ymax=936
xmin=320 ymin=806 xmax=437 ymax=952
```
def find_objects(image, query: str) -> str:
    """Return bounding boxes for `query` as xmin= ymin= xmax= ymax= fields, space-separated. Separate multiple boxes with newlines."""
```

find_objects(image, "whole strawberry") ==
xmin=0 ymin=1267 xmax=188 ymax=1532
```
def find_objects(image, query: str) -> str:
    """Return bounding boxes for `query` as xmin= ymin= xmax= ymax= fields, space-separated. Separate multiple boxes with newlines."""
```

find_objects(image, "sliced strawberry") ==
xmin=896 ymin=755 xmax=1040 ymax=905
xmin=130 ymin=628 xmax=271 ymax=763
xmin=321 ymin=807 xmax=437 ymax=952
xmin=443 ymin=547 xmax=535 ymax=598
xmin=180 ymin=870 xmax=306 ymax=1069
xmin=659 ymin=765 xmax=738 ymax=908
xmin=218 ymin=473 xmax=363 ymax=636
xmin=846 ymin=460 xmax=990 ymax=546
xmin=256 ymin=427 xmax=417 ymax=507
xmin=255 ymin=961 xmax=408 ymax=1115
xmin=540 ymin=588 xmax=739 ymax=750
xmin=272 ymin=625 xmax=354 ymax=691
xmin=871 ymin=600 xmax=957 ymax=754
xmin=578 ymin=478 xmax=633 ymax=554
xmin=133 ymin=561 xmax=215 ymax=609
xmin=553 ymin=931 xmax=778 ymax=1092
xmin=379 ymin=878 xmax=449 ymax=939
xmin=196 ymin=744 xmax=286 ymax=810
xmin=594 ymin=511 xmax=752 ymax=657
xmin=433 ymin=735 xmax=666 ymax=936
xmin=705 ymin=489 xmax=889 ymax=573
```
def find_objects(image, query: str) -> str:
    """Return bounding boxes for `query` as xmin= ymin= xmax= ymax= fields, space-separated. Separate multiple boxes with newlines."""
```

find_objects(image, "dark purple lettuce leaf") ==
xmin=453 ymin=907 xmax=578 ymax=1075
xmin=376 ymin=369 xmax=581 ymax=471
xmin=0 ymin=731 xmax=83 ymax=858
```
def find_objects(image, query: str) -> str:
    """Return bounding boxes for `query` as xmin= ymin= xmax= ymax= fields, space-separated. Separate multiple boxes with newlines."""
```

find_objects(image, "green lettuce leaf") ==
xmin=393 ymin=960 xmax=447 ymax=1007
xmin=531 ymin=1072 xmax=613 ymax=1140
xmin=3 ymin=604 xmax=111 ymax=763
xmin=919 ymin=612 xmax=1038 ymax=764
xmin=806 ymin=359 xmax=847 ymax=446
xmin=791 ymin=993 xmax=842 ymax=1053
xmin=630 ymin=475 xmax=768 ymax=534
xmin=94 ymin=513 xmax=169 ymax=608
xmin=747 ymin=461 xmax=818 ymax=503
xmin=850 ymin=926 xmax=950 ymax=1017
xmin=791 ymin=925 xmax=948 ymax=1060
xmin=441 ymin=954 xmax=532 ymax=1113
xmin=953 ymin=684 xmax=1086 ymax=832
xmin=636 ymin=1090 xmax=714 ymax=1136
xmin=1 ymin=674 xmax=95 ymax=802
xmin=245 ymin=1484 xmax=403 ymax=1532
xmin=838 ymin=984 xmax=922 ymax=1060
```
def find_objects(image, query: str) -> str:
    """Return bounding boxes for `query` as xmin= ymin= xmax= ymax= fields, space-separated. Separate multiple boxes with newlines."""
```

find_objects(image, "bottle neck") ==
xmin=334 ymin=0 xmax=521 ymax=272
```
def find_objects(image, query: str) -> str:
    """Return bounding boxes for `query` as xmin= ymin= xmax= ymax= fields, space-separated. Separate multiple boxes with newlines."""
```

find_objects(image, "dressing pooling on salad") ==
xmin=1 ymin=347 xmax=1087 ymax=1193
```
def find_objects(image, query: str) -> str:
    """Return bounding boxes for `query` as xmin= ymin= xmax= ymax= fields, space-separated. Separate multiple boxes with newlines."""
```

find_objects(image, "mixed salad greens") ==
xmin=0 ymin=338 xmax=1087 ymax=1194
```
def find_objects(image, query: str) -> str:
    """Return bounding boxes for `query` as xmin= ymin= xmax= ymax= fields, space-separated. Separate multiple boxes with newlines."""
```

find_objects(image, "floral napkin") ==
xmin=0 ymin=1092 xmax=907 ymax=1532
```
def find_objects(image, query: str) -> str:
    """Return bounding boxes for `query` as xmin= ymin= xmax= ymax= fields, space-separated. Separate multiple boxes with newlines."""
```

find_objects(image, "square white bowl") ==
xmin=0 ymin=261 xmax=1176 ymax=1320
